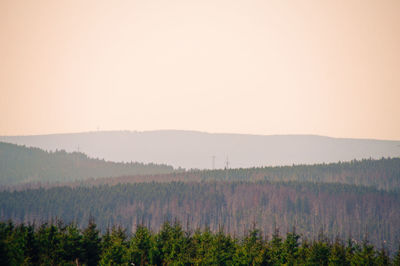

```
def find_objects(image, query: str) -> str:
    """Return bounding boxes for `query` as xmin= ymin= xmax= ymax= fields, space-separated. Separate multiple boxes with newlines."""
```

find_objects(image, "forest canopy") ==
xmin=1 ymin=141 xmax=400 ymax=261
xmin=1 ymin=219 xmax=400 ymax=265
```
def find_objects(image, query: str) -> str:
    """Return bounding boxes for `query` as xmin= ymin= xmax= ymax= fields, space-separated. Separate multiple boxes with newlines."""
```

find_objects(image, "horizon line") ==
xmin=1 ymin=129 xmax=399 ymax=142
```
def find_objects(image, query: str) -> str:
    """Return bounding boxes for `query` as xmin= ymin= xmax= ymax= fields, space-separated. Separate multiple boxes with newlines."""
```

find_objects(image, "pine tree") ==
xmin=59 ymin=223 xmax=83 ymax=264
xmin=328 ymin=238 xmax=346 ymax=266
xmin=393 ymin=244 xmax=400 ymax=266
xmin=268 ymin=227 xmax=284 ymax=265
xmin=82 ymin=217 xmax=101 ymax=266
xmin=308 ymin=241 xmax=330 ymax=266
xmin=24 ymin=224 xmax=39 ymax=264
xmin=375 ymin=247 xmax=389 ymax=266
xmin=99 ymin=226 xmax=128 ymax=265
xmin=37 ymin=222 xmax=62 ymax=265
xmin=128 ymin=225 xmax=152 ymax=266
xmin=192 ymin=227 xmax=214 ymax=265
xmin=283 ymin=230 xmax=300 ymax=265
xmin=212 ymin=230 xmax=235 ymax=265
xmin=351 ymin=239 xmax=376 ymax=265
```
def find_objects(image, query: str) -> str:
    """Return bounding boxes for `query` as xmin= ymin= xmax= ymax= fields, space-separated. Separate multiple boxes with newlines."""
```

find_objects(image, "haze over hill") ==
xmin=1 ymin=130 xmax=399 ymax=169
xmin=0 ymin=142 xmax=174 ymax=185
xmin=2 ymin=157 xmax=400 ymax=252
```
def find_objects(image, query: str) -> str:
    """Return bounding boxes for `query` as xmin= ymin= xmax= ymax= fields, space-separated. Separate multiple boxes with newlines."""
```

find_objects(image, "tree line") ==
xmin=0 ymin=142 xmax=175 ymax=185
xmin=2 ymin=140 xmax=399 ymax=191
xmin=1 ymin=181 xmax=399 ymax=254
xmin=1 ymin=219 xmax=400 ymax=265
xmin=9 ymin=157 xmax=399 ymax=192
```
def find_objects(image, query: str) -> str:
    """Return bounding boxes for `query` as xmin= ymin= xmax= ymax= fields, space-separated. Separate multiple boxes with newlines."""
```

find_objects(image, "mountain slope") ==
xmin=1 ymin=130 xmax=400 ymax=169
xmin=0 ymin=142 xmax=175 ymax=185
xmin=2 ymin=181 xmax=399 ymax=253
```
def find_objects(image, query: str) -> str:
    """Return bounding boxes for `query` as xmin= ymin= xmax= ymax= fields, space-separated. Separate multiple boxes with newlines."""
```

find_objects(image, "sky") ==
xmin=0 ymin=0 xmax=399 ymax=140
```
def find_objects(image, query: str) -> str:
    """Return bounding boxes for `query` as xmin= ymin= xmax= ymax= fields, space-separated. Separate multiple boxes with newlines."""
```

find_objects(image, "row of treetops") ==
xmin=1 ymin=219 xmax=400 ymax=266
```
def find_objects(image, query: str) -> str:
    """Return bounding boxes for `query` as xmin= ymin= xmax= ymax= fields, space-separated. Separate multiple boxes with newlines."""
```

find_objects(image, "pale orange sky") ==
xmin=0 ymin=0 xmax=399 ymax=140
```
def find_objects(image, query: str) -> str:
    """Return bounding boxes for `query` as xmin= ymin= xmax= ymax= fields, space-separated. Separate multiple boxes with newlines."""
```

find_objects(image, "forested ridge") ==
xmin=116 ymin=157 xmax=400 ymax=191
xmin=2 ymin=181 xmax=400 ymax=255
xmin=1 ymin=143 xmax=400 ymax=263
xmin=0 ymin=142 xmax=175 ymax=185
xmin=13 ymin=157 xmax=400 ymax=192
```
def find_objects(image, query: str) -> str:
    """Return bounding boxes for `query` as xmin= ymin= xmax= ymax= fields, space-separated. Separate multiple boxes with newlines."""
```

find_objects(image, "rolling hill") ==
xmin=1 ymin=142 xmax=400 ymax=254
xmin=0 ymin=142 xmax=175 ymax=185
xmin=1 ymin=130 xmax=400 ymax=169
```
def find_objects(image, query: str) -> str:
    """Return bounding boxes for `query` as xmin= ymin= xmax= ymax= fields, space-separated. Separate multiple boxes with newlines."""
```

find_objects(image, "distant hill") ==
xmin=88 ymin=157 xmax=400 ymax=191
xmin=12 ymin=157 xmax=399 ymax=192
xmin=1 ymin=130 xmax=400 ymax=169
xmin=1 ymin=150 xmax=400 ymax=253
xmin=0 ymin=142 xmax=175 ymax=185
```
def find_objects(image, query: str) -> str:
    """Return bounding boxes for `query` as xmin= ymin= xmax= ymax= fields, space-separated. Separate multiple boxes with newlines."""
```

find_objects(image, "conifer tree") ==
xmin=82 ymin=217 xmax=101 ymax=266
xmin=59 ymin=223 xmax=83 ymax=264
xmin=128 ymin=225 xmax=152 ymax=266
xmin=283 ymin=232 xmax=299 ymax=264
xmin=351 ymin=239 xmax=376 ymax=265
xmin=99 ymin=227 xmax=128 ymax=266
xmin=328 ymin=238 xmax=346 ymax=265
xmin=269 ymin=227 xmax=284 ymax=265
xmin=376 ymin=247 xmax=390 ymax=266
xmin=308 ymin=241 xmax=330 ymax=265
xmin=393 ymin=244 xmax=400 ymax=266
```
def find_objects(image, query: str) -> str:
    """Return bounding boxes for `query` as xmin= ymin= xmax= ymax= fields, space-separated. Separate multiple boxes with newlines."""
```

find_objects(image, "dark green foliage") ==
xmin=59 ymin=223 xmax=83 ymax=264
xmin=212 ymin=230 xmax=236 ymax=265
xmin=236 ymin=228 xmax=266 ymax=265
xmin=377 ymin=248 xmax=390 ymax=266
xmin=308 ymin=241 xmax=331 ymax=266
xmin=82 ymin=218 xmax=101 ymax=266
xmin=128 ymin=225 xmax=152 ymax=265
xmin=0 ymin=219 xmax=397 ymax=265
xmin=329 ymin=238 xmax=347 ymax=265
xmin=100 ymin=226 xmax=129 ymax=265
xmin=351 ymin=239 xmax=377 ymax=266
xmin=268 ymin=228 xmax=287 ymax=265
xmin=283 ymin=230 xmax=300 ymax=265
xmin=24 ymin=223 xmax=40 ymax=264
xmin=37 ymin=222 xmax=63 ymax=265
xmin=1 ymin=179 xmax=400 ymax=255
xmin=154 ymin=221 xmax=191 ymax=264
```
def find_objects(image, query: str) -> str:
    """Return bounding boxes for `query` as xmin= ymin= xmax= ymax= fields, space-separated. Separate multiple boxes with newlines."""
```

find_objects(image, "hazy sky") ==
xmin=1 ymin=0 xmax=399 ymax=140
